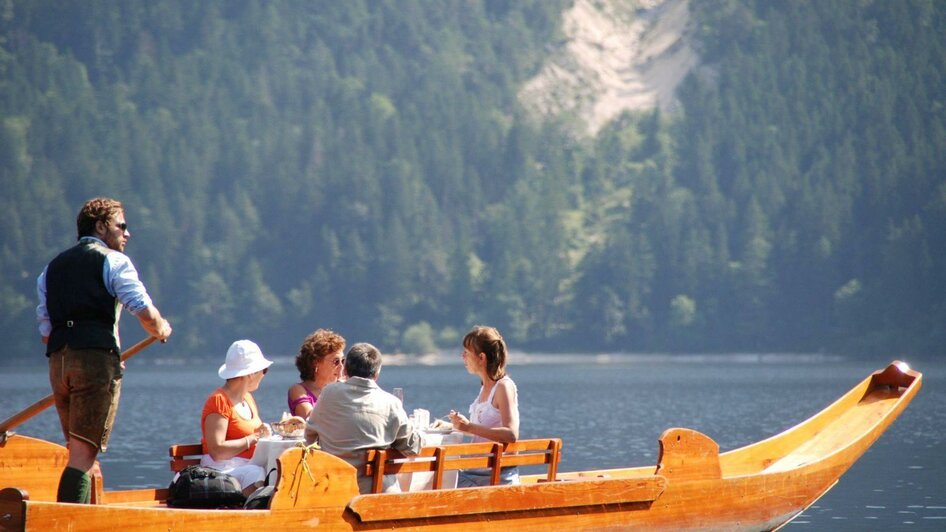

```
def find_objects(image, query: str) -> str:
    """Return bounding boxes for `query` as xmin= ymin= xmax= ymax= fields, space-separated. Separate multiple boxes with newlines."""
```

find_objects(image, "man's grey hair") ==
xmin=345 ymin=342 xmax=382 ymax=379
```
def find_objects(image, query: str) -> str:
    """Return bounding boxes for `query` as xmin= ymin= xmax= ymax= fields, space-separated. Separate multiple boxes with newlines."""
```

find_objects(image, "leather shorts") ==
xmin=48 ymin=345 xmax=123 ymax=452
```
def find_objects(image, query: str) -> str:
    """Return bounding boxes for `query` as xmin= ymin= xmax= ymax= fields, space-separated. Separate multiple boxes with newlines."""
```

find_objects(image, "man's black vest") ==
xmin=45 ymin=239 xmax=120 ymax=355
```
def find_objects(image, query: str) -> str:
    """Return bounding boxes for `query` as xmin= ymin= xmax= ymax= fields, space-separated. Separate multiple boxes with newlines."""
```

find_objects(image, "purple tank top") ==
xmin=288 ymin=384 xmax=318 ymax=415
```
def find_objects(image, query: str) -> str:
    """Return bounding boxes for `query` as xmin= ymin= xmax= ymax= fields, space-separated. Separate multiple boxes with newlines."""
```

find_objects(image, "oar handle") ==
xmin=0 ymin=336 xmax=159 ymax=436
xmin=118 ymin=335 xmax=159 ymax=363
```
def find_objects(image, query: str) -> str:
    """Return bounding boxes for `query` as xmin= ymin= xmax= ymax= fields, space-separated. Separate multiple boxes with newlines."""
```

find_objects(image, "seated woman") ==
xmin=200 ymin=339 xmax=273 ymax=496
xmin=448 ymin=325 xmax=520 ymax=487
xmin=287 ymin=328 xmax=346 ymax=418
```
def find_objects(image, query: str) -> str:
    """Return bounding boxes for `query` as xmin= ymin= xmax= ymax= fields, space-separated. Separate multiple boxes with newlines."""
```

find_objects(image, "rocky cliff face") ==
xmin=519 ymin=0 xmax=698 ymax=136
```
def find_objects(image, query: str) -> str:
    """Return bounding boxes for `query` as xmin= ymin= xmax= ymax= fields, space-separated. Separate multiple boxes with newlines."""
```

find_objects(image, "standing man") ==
xmin=304 ymin=343 xmax=422 ymax=494
xmin=36 ymin=197 xmax=172 ymax=503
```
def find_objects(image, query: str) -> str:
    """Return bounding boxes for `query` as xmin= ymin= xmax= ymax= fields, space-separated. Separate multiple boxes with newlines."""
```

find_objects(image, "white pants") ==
xmin=200 ymin=454 xmax=265 ymax=490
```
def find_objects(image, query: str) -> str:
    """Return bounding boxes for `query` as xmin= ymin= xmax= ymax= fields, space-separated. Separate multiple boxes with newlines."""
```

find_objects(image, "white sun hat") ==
xmin=218 ymin=339 xmax=274 ymax=379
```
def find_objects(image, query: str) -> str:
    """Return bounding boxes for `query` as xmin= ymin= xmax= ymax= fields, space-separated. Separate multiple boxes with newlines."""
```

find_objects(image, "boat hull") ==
xmin=0 ymin=361 xmax=921 ymax=531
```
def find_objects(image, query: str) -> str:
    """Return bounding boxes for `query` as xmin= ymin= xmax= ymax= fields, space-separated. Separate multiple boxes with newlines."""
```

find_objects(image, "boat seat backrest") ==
xmin=363 ymin=438 xmax=562 ymax=493
xmin=655 ymin=428 xmax=721 ymax=481
xmin=168 ymin=443 xmax=203 ymax=473
xmin=169 ymin=438 xmax=562 ymax=495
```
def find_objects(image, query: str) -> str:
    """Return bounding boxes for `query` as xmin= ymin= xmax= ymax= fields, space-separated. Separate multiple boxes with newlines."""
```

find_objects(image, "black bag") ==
xmin=167 ymin=465 xmax=246 ymax=509
xmin=243 ymin=467 xmax=277 ymax=510
xmin=243 ymin=485 xmax=275 ymax=510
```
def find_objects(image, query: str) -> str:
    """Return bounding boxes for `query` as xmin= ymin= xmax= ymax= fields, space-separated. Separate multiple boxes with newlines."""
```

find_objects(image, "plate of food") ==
xmin=271 ymin=414 xmax=306 ymax=439
xmin=424 ymin=418 xmax=454 ymax=433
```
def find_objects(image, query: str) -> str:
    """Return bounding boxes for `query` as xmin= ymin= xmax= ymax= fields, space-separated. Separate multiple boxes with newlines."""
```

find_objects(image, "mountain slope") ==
xmin=519 ymin=0 xmax=698 ymax=135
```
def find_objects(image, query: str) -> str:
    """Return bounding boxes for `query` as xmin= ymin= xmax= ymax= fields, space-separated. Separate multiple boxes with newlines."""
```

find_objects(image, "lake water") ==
xmin=1 ymin=352 xmax=943 ymax=530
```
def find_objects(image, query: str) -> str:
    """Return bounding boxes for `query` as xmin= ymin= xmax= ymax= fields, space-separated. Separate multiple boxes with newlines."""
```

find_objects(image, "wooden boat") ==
xmin=0 ymin=360 xmax=921 ymax=531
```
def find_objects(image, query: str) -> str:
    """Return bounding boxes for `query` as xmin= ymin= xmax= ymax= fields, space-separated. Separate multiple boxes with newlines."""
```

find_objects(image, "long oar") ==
xmin=0 ymin=336 xmax=159 ymax=438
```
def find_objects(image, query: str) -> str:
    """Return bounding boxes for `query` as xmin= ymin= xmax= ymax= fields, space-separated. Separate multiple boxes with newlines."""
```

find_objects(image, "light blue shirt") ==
xmin=36 ymin=236 xmax=154 ymax=337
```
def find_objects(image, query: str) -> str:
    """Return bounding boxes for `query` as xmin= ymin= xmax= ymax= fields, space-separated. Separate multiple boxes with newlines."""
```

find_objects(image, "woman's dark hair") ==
xmin=344 ymin=343 xmax=382 ymax=379
xmin=463 ymin=325 xmax=508 ymax=381
xmin=295 ymin=329 xmax=346 ymax=380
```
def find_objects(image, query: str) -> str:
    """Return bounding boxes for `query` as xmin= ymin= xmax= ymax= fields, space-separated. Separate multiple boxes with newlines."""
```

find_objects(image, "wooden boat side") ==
xmin=321 ymin=447 xmax=852 ymax=530
xmin=546 ymin=361 xmax=921 ymax=483
xmin=348 ymin=476 xmax=667 ymax=522
xmin=525 ymin=362 xmax=922 ymax=529
xmin=536 ymin=359 xmax=917 ymax=530
xmin=0 ymin=435 xmax=68 ymax=503
xmin=719 ymin=360 xmax=921 ymax=477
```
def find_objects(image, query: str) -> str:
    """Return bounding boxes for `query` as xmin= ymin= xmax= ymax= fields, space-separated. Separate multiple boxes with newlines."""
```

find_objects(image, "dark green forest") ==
xmin=1 ymin=0 xmax=944 ymax=361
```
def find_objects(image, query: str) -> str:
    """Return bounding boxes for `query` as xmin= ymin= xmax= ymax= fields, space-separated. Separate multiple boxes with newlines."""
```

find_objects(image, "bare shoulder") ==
xmin=494 ymin=377 xmax=518 ymax=402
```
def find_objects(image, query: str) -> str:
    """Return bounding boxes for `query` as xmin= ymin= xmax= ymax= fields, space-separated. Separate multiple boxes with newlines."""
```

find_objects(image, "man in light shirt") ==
xmin=305 ymin=342 xmax=421 ymax=493
xmin=36 ymin=197 xmax=172 ymax=503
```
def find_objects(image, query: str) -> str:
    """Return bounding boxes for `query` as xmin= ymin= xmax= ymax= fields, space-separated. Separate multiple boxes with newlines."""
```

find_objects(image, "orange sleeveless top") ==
xmin=200 ymin=389 xmax=262 ymax=459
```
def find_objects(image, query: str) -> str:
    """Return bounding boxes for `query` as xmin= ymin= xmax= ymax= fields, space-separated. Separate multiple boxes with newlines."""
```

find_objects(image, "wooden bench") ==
xmin=171 ymin=438 xmax=562 ymax=494
xmin=363 ymin=438 xmax=562 ymax=493
xmin=169 ymin=443 xmax=203 ymax=473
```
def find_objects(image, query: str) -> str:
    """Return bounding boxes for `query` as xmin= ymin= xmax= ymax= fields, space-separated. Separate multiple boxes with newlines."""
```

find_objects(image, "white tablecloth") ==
xmin=250 ymin=437 xmax=304 ymax=478
xmin=396 ymin=430 xmax=465 ymax=492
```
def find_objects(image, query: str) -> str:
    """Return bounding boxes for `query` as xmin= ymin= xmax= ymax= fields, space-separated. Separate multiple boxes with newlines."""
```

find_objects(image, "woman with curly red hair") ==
xmin=287 ymin=329 xmax=346 ymax=418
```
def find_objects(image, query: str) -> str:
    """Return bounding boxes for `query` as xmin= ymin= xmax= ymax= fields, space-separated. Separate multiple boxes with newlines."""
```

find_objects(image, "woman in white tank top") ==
xmin=448 ymin=326 xmax=520 ymax=486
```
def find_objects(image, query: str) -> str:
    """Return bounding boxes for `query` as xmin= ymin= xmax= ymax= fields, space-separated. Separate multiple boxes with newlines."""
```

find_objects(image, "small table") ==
xmin=396 ymin=429 xmax=465 ymax=492
xmin=251 ymin=436 xmax=304 ymax=478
